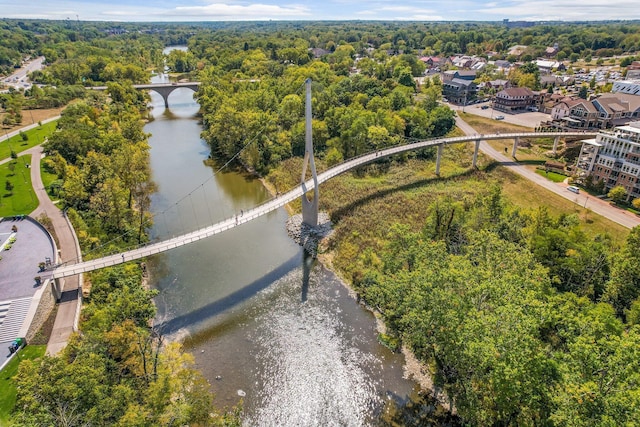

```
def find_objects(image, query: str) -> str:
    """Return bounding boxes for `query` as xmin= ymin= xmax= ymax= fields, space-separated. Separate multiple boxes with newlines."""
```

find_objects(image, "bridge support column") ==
xmin=301 ymin=78 xmax=319 ymax=227
xmin=512 ymin=136 xmax=519 ymax=158
xmin=472 ymin=138 xmax=481 ymax=168
xmin=52 ymin=278 xmax=63 ymax=301
xmin=552 ymin=136 xmax=560 ymax=155
xmin=435 ymin=143 xmax=444 ymax=176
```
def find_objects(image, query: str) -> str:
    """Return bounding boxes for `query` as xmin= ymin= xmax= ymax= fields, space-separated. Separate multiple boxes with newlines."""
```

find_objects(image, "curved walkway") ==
xmin=28 ymin=144 xmax=82 ymax=355
xmin=2 ymin=117 xmax=80 ymax=355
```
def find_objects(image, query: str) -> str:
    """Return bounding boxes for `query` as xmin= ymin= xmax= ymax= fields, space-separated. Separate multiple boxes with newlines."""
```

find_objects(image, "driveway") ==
xmin=455 ymin=116 xmax=640 ymax=230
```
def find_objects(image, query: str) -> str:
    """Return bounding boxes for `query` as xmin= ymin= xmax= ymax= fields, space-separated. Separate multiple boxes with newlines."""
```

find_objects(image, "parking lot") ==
xmin=448 ymin=100 xmax=551 ymax=129
xmin=0 ymin=217 xmax=54 ymax=301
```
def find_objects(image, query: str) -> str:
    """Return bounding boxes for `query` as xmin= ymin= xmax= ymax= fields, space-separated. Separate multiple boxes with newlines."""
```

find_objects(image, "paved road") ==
xmin=455 ymin=116 xmax=640 ymax=230
xmin=1 ymin=56 xmax=45 ymax=91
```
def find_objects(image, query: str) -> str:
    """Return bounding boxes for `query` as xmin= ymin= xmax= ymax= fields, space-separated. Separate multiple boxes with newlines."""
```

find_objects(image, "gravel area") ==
xmin=286 ymin=212 xmax=333 ymax=257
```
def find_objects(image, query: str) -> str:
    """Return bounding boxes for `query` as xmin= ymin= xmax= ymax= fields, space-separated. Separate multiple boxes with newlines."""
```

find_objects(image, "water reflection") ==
xmin=301 ymin=251 xmax=313 ymax=302
xmin=145 ymin=62 xmax=440 ymax=425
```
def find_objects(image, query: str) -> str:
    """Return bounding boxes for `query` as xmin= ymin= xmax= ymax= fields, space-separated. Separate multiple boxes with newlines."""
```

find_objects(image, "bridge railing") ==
xmin=52 ymin=130 xmax=596 ymax=276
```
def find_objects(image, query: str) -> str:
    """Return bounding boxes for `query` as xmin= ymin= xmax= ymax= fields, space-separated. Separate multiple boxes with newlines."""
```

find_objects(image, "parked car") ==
xmin=567 ymin=185 xmax=580 ymax=194
xmin=481 ymin=105 xmax=490 ymax=109
xmin=495 ymin=115 xmax=505 ymax=120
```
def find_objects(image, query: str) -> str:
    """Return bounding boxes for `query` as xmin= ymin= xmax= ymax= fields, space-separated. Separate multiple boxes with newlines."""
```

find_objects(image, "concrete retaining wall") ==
xmin=18 ymin=278 xmax=57 ymax=343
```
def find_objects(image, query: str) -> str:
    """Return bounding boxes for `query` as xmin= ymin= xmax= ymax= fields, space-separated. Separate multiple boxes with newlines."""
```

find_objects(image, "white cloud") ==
xmin=475 ymin=0 xmax=640 ymax=20
xmin=0 ymin=0 xmax=638 ymax=21
xmin=169 ymin=2 xmax=311 ymax=19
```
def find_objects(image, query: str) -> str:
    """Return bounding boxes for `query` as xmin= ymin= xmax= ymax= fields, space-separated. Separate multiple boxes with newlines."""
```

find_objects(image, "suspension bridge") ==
xmin=57 ymin=80 xmax=598 ymax=280
xmin=50 ymin=129 xmax=593 ymax=280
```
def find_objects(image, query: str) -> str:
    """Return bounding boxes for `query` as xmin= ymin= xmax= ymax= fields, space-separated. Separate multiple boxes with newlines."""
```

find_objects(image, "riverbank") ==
xmin=318 ymin=247 xmax=453 ymax=412
xmin=255 ymin=160 xmax=454 ymax=415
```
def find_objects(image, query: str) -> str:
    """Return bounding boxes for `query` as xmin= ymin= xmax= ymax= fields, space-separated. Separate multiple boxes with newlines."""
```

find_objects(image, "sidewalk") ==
xmin=28 ymin=145 xmax=81 ymax=355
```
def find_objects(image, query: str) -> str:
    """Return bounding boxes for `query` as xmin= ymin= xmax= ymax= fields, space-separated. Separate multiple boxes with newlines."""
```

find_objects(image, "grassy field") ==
xmin=495 ymin=165 xmax=628 ymax=243
xmin=0 ymin=120 xmax=58 ymax=161
xmin=458 ymin=112 xmax=562 ymax=162
xmin=0 ymin=155 xmax=38 ymax=216
xmin=318 ymin=158 xmax=630 ymax=283
xmin=0 ymin=108 xmax=62 ymax=136
xmin=40 ymin=157 xmax=60 ymax=201
xmin=0 ymin=345 xmax=47 ymax=424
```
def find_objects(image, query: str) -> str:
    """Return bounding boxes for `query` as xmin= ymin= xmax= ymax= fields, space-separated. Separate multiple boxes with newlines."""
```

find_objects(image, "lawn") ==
xmin=0 ymin=345 xmax=47 ymax=424
xmin=40 ymin=157 xmax=60 ymax=201
xmin=535 ymin=169 xmax=568 ymax=183
xmin=0 ymin=155 xmax=38 ymax=216
xmin=0 ymin=120 xmax=58 ymax=161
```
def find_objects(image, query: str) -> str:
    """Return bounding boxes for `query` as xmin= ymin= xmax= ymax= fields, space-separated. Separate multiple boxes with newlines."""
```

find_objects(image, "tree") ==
xmin=604 ymin=227 xmax=640 ymax=317
xmin=608 ymin=185 xmax=627 ymax=204
xmin=578 ymin=85 xmax=589 ymax=99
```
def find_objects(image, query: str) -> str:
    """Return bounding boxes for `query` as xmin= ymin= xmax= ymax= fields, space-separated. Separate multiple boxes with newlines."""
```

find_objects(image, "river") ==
xmin=144 ymin=50 xmax=426 ymax=425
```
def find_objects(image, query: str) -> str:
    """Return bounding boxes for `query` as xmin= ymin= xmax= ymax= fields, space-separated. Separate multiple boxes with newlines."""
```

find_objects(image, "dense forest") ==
xmin=2 ymin=18 xmax=640 ymax=426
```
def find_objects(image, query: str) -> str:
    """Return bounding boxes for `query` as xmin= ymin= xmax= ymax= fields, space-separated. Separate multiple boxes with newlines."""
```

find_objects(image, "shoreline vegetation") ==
xmin=4 ymin=18 xmax=640 ymax=425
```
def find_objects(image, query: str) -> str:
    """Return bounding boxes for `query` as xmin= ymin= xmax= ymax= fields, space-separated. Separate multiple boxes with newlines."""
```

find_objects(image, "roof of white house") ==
xmin=536 ymin=59 xmax=560 ymax=69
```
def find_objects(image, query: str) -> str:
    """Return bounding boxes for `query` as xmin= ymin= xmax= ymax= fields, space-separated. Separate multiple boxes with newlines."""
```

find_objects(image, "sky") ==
xmin=0 ymin=0 xmax=638 ymax=22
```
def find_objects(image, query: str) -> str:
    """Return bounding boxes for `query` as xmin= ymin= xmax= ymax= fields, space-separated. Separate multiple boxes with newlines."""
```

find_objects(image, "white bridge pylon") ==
xmin=51 ymin=129 xmax=595 ymax=279
xmin=301 ymin=78 xmax=319 ymax=227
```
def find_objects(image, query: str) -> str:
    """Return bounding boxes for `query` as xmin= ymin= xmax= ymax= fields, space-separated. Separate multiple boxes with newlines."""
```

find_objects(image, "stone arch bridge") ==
xmin=88 ymin=82 xmax=201 ymax=107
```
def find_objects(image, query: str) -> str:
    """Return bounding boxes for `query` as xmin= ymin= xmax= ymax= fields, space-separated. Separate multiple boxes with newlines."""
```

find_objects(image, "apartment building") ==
xmin=576 ymin=121 xmax=640 ymax=198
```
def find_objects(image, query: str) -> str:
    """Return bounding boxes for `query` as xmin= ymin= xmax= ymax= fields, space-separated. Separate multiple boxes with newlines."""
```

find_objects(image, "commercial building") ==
xmin=493 ymin=87 xmax=537 ymax=112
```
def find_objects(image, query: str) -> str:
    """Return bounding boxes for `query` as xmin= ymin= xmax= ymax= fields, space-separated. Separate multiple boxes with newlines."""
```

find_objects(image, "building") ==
xmin=543 ymin=93 xmax=640 ymax=130
xmin=419 ymin=56 xmax=448 ymax=69
xmin=535 ymin=59 xmax=563 ymax=74
xmin=508 ymin=45 xmax=528 ymax=57
xmin=613 ymin=80 xmax=640 ymax=95
xmin=442 ymin=78 xmax=478 ymax=104
xmin=493 ymin=59 xmax=512 ymax=72
xmin=493 ymin=87 xmax=537 ymax=112
xmin=442 ymin=69 xmax=476 ymax=82
xmin=545 ymin=45 xmax=559 ymax=58
xmin=576 ymin=121 xmax=640 ymax=199
xmin=626 ymin=61 xmax=640 ymax=80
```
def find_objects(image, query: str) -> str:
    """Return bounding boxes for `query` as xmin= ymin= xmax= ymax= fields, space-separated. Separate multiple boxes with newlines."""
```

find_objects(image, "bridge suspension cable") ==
xmin=52 ymin=129 xmax=597 ymax=278
xmin=57 ymin=80 xmax=309 ymax=267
